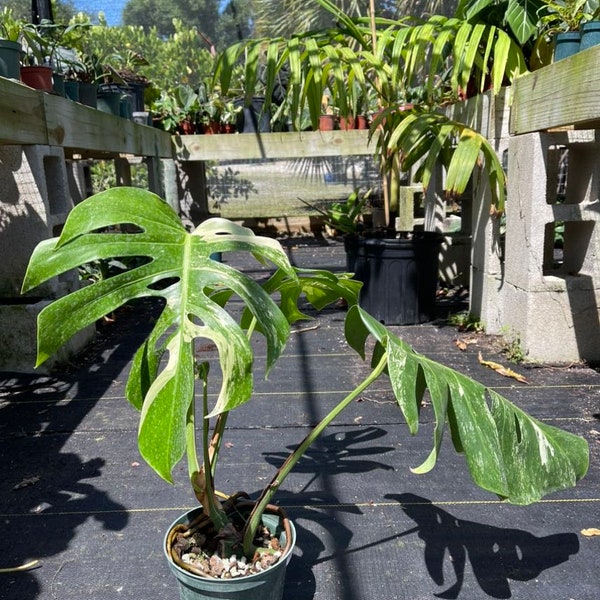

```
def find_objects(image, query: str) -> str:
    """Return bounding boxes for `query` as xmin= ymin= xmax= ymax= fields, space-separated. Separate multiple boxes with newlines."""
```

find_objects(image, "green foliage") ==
xmin=500 ymin=327 xmax=527 ymax=362
xmin=373 ymin=107 xmax=507 ymax=213
xmin=538 ymin=0 xmax=600 ymax=32
xmin=0 ymin=6 xmax=24 ymax=41
xmin=122 ymin=0 xmax=255 ymax=50
xmin=23 ymin=189 xmax=589 ymax=557
xmin=79 ymin=21 xmax=213 ymax=95
xmin=447 ymin=310 xmax=486 ymax=332
xmin=300 ymin=188 xmax=371 ymax=234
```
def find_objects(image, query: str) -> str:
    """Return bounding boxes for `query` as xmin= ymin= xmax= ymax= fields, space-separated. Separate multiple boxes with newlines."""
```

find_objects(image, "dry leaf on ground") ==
xmin=581 ymin=528 xmax=600 ymax=536
xmin=13 ymin=476 xmax=40 ymax=490
xmin=455 ymin=337 xmax=478 ymax=351
xmin=478 ymin=352 xmax=529 ymax=384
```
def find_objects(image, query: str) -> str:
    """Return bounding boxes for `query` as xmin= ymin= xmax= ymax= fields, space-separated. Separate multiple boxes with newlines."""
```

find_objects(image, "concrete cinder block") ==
xmin=470 ymin=269 xmax=503 ymax=331
xmin=0 ymin=145 xmax=77 ymax=299
xmin=503 ymin=276 xmax=600 ymax=363
xmin=0 ymin=300 xmax=95 ymax=373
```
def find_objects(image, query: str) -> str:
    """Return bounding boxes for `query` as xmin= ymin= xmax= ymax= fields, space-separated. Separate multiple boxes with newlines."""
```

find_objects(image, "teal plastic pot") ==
xmin=0 ymin=40 xmax=22 ymax=80
xmin=554 ymin=31 xmax=581 ymax=61
xmin=96 ymin=90 xmax=121 ymax=116
xmin=64 ymin=80 xmax=80 ymax=102
xmin=164 ymin=507 xmax=296 ymax=600
xmin=580 ymin=20 xmax=600 ymax=51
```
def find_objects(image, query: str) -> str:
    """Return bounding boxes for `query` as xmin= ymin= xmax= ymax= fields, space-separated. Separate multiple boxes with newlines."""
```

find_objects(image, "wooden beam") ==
xmin=43 ymin=93 xmax=173 ymax=157
xmin=511 ymin=45 xmax=600 ymax=135
xmin=0 ymin=77 xmax=48 ymax=145
xmin=174 ymin=129 xmax=375 ymax=161
xmin=0 ymin=77 xmax=172 ymax=157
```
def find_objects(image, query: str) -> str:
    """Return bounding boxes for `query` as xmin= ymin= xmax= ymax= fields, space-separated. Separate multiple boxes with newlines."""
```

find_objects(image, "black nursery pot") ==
xmin=234 ymin=97 xmax=271 ymax=133
xmin=351 ymin=232 xmax=443 ymax=326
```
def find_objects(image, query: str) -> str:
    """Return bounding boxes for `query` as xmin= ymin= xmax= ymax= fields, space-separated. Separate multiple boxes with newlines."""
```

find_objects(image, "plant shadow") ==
xmin=262 ymin=426 xmax=395 ymax=480
xmin=0 ymin=300 xmax=160 ymax=598
xmin=386 ymin=493 xmax=580 ymax=599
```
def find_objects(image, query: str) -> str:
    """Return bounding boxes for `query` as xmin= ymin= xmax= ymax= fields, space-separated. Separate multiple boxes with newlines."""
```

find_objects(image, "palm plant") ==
xmin=215 ymin=0 xmax=526 ymax=224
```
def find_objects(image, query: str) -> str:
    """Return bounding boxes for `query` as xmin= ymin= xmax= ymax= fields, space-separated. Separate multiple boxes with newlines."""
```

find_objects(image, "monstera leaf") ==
xmin=21 ymin=188 xmax=302 ymax=481
xmin=345 ymin=306 xmax=589 ymax=505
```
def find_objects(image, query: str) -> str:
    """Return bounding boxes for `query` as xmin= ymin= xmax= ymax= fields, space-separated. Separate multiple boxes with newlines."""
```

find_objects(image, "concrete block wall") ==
xmin=0 ymin=145 xmax=92 ymax=372
xmin=0 ymin=145 xmax=79 ymax=299
xmin=503 ymin=130 xmax=600 ymax=362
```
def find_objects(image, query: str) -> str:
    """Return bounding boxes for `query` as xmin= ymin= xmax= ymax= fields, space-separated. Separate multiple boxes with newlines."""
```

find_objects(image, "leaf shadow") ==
xmin=386 ymin=493 xmax=580 ymax=599
xmin=262 ymin=425 xmax=395 ymax=480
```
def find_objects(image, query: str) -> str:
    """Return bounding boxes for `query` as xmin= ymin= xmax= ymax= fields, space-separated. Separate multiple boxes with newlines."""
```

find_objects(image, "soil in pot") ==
xmin=164 ymin=494 xmax=296 ymax=600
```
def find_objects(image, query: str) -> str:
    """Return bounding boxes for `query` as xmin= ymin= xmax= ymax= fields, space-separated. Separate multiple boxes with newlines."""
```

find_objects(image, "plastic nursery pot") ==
xmin=554 ymin=31 xmax=581 ymax=61
xmin=355 ymin=115 xmax=369 ymax=130
xmin=52 ymin=72 xmax=65 ymax=96
xmin=96 ymin=90 xmax=122 ymax=116
xmin=164 ymin=506 xmax=296 ymax=600
xmin=580 ymin=20 xmax=600 ymax=52
xmin=318 ymin=114 xmax=337 ymax=130
xmin=338 ymin=115 xmax=356 ymax=130
xmin=353 ymin=232 xmax=444 ymax=325
xmin=78 ymin=82 xmax=97 ymax=108
xmin=20 ymin=65 xmax=53 ymax=91
xmin=0 ymin=40 xmax=22 ymax=80
xmin=234 ymin=97 xmax=271 ymax=133
xmin=64 ymin=80 xmax=80 ymax=102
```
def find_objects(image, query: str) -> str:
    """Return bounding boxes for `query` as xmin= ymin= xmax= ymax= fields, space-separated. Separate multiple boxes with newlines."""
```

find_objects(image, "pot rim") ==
xmin=163 ymin=505 xmax=296 ymax=583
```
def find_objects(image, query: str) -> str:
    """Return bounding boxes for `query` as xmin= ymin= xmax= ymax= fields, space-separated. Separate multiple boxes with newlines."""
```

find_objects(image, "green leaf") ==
xmin=346 ymin=306 xmax=589 ymax=504
xmin=23 ymin=189 xmax=297 ymax=480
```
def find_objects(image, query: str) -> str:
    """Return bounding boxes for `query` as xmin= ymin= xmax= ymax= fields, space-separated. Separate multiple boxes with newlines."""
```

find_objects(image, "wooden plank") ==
xmin=43 ymin=93 xmax=173 ymax=157
xmin=511 ymin=45 xmax=600 ymax=135
xmin=174 ymin=129 xmax=375 ymax=161
xmin=0 ymin=77 xmax=48 ymax=145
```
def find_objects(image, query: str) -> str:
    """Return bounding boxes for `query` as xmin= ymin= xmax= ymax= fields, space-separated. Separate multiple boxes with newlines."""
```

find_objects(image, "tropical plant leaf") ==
xmin=345 ymin=306 xmax=589 ymax=504
xmin=22 ymin=188 xmax=299 ymax=481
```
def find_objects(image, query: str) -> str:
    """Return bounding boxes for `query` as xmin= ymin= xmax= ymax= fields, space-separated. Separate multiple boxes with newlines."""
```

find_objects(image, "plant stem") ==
xmin=242 ymin=350 xmax=389 ymax=556
xmin=191 ymin=361 xmax=228 ymax=529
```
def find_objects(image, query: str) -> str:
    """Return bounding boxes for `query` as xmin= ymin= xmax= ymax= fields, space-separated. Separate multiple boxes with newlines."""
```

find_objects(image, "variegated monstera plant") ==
xmin=22 ymin=187 xmax=588 ymax=562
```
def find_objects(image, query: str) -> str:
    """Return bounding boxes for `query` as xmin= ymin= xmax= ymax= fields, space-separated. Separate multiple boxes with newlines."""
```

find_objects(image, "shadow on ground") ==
xmin=386 ymin=493 xmax=580 ymax=599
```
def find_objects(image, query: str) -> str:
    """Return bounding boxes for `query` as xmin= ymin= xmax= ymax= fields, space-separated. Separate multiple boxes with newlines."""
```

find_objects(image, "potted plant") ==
xmin=20 ymin=19 xmax=88 ymax=93
xmin=220 ymin=98 xmax=242 ymax=133
xmin=21 ymin=186 xmax=588 ymax=600
xmin=101 ymin=48 xmax=150 ymax=113
xmin=63 ymin=45 xmax=109 ymax=108
xmin=235 ymin=0 xmax=521 ymax=324
xmin=19 ymin=21 xmax=55 ymax=91
xmin=0 ymin=7 xmax=24 ymax=80
xmin=538 ymin=0 xmax=600 ymax=59
xmin=199 ymin=86 xmax=223 ymax=134
xmin=149 ymin=84 xmax=201 ymax=133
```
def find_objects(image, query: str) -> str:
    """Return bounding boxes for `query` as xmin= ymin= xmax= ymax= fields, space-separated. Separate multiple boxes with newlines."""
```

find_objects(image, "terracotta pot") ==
xmin=20 ymin=65 xmax=53 ymax=91
xmin=338 ymin=116 xmax=356 ymax=131
xmin=355 ymin=115 xmax=369 ymax=130
xmin=202 ymin=121 xmax=220 ymax=135
xmin=318 ymin=114 xmax=336 ymax=131
xmin=221 ymin=123 xmax=236 ymax=134
xmin=179 ymin=119 xmax=196 ymax=135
